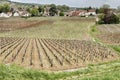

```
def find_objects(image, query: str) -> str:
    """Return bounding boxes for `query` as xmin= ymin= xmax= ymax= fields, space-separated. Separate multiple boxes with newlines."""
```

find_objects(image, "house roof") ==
xmin=88 ymin=9 xmax=96 ymax=12
xmin=71 ymin=10 xmax=87 ymax=16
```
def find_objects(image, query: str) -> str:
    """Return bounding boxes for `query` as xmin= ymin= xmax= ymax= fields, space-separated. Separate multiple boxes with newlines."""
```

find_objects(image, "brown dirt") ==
xmin=62 ymin=17 xmax=95 ymax=22
xmin=0 ymin=37 xmax=119 ymax=71
xmin=97 ymin=33 xmax=120 ymax=45
xmin=0 ymin=20 xmax=54 ymax=32
xmin=97 ymin=24 xmax=120 ymax=45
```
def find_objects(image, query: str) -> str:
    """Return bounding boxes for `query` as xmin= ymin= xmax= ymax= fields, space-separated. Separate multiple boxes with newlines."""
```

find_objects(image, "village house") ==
xmin=64 ymin=12 xmax=70 ymax=16
xmin=0 ymin=11 xmax=30 ymax=18
xmin=69 ymin=9 xmax=96 ymax=17
xmin=87 ymin=9 xmax=96 ymax=16
xmin=0 ymin=12 xmax=10 ymax=18
xmin=13 ymin=11 xmax=19 ymax=17
xmin=21 ymin=11 xmax=31 ymax=17
xmin=7 ymin=12 xmax=12 ymax=17
xmin=18 ymin=9 xmax=31 ymax=17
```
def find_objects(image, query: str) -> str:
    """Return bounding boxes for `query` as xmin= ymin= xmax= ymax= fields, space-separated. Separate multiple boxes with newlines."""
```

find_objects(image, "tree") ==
xmin=0 ymin=5 xmax=3 ymax=13
xmin=96 ymin=4 xmax=110 ymax=14
xmin=57 ymin=5 xmax=69 ymax=12
xmin=26 ymin=7 xmax=30 ymax=12
xmin=2 ymin=3 xmax=10 ymax=13
xmin=49 ymin=5 xmax=57 ymax=16
xmin=38 ymin=6 xmax=44 ymax=13
xmin=98 ymin=9 xmax=119 ymax=24
xmin=88 ymin=6 xmax=92 ymax=10
xmin=96 ymin=8 xmax=99 ymax=14
xmin=30 ymin=8 xmax=39 ymax=17
xmin=0 ymin=4 xmax=10 ymax=13
xmin=49 ymin=4 xmax=56 ymax=8
xmin=10 ymin=8 xmax=14 ymax=12
xmin=103 ymin=12 xmax=119 ymax=24
xmin=97 ymin=8 xmax=104 ymax=13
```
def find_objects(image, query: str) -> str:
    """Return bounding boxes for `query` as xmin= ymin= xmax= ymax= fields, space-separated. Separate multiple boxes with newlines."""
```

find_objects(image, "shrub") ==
xmin=98 ymin=14 xmax=105 ymax=24
xmin=59 ymin=12 xmax=64 ymax=16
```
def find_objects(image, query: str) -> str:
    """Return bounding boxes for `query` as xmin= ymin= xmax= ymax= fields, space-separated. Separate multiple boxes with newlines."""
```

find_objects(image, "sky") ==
xmin=10 ymin=0 xmax=120 ymax=8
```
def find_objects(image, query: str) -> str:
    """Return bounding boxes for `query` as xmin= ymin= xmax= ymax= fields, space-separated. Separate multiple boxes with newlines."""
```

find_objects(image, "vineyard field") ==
xmin=0 ymin=37 xmax=119 ymax=71
xmin=97 ymin=24 xmax=120 ymax=45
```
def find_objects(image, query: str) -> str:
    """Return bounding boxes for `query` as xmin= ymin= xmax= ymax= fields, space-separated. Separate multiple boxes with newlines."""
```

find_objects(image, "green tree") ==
xmin=2 ymin=3 xmax=10 ymax=13
xmin=0 ymin=4 xmax=10 ymax=13
xmin=98 ymin=9 xmax=119 ymax=24
xmin=57 ymin=5 xmax=69 ymax=12
xmin=49 ymin=4 xmax=56 ymax=8
xmin=49 ymin=4 xmax=57 ymax=16
xmin=30 ymin=8 xmax=39 ymax=17
xmin=0 ymin=5 xmax=3 ymax=13
xmin=98 ymin=8 xmax=104 ymax=13
xmin=38 ymin=6 xmax=44 ymax=13
xmin=103 ymin=13 xmax=119 ymax=24
xmin=26 ymin=7 xmax=31 ymax=12
xmin=96 ymin=4 xmax=110 ymax=13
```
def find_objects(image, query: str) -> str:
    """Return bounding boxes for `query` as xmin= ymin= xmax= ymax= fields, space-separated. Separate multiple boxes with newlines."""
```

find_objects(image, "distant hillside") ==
xmin=0 ymin=0 xmax=41 ymax=8
xmin=0 ymin=0 xmax=74 ymax=10
xmin=0 ymin=0 xmax=9 ymax=4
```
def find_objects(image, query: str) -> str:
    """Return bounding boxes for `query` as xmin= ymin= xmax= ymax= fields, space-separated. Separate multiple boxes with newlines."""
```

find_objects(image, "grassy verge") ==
xmin=81 ymin=69 xmax=120 ymax=80
xmin=0 ymin=60 xmax=120 ymax=80
xmin=90 ymin=24 xmax=120 ymax=54
xmin=110 ymin=45 xmax=120 ymax=53
xmin=89 ymin=24 xmax=103 ymax=44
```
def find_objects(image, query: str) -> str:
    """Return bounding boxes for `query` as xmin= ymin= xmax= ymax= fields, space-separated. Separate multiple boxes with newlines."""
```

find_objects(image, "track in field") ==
xmin=0 ymin=20 xmax=53 ymax=32
xmin=0 ymin=37 xmax=119 ymax=71
xmin=97 ymin=24 xmax=120 ymax=45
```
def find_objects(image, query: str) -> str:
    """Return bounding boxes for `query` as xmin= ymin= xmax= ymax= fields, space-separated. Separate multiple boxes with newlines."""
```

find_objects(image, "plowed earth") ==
xmin=97 ymin=24 xmax=120 ymax=45
xmin=0 ymin=37 xmax=119 ymax=71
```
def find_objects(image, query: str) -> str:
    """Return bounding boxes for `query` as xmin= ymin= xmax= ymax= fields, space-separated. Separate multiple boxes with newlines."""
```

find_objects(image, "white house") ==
xmin=19 ymin=10 xmax=30 ymax=17
xmin=87 ymin=10 xmax=96 ymax=16
xmin=70 ymin=9 xmax=96 ymax=17
xmin=13 ymin=12 xmax=19 ymax=17
xmin=0 ymin=12 xmax=10 ymax=18
xmin=22 ymin=13 xmax=30 ymax=17
xmin=7 ymin=12 xmax=12 ymax=17
xmin=79 ymin=10 xmax=88 ymax=17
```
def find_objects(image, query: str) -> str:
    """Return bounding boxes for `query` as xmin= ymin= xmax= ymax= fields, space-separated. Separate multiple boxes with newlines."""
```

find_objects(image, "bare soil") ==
xmin=0 ymin=20 xmax=53 ymax=32
xmin=62 ymin=17 xmax=95 ymax=22
xmin=0 ymin=37 xmax=119 ymax=71
xmin=97 ymin=24 xmax=120 ymax=45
